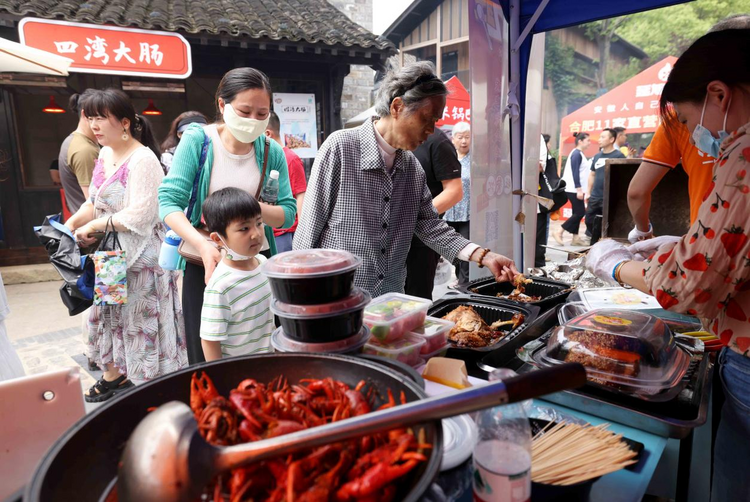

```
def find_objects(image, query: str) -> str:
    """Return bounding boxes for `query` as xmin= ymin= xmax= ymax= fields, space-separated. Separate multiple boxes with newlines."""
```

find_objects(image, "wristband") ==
xmin=477 ymin=248 xmax=490 ymax=268
xmin=613 ymin=260 xmax=630 ymax=285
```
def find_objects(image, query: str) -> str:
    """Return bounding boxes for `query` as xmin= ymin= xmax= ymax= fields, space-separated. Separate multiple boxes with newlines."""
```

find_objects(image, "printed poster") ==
xmin=273 ymin=93 xmax=318 ymax=159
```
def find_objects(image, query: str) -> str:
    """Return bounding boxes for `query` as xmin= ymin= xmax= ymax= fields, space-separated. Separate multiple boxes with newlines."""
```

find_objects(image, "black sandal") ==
xmin=85 ymin=375 xmax=134 ymax=403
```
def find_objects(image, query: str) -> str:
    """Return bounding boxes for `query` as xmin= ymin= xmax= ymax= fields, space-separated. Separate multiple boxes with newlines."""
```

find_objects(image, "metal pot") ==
xmin=24 ymin=354 xmax=442 ymax=502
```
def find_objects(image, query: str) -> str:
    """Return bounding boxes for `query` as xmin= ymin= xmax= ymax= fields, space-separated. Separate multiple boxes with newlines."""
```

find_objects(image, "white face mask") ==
xmin=217 ymin=235 xmax=251 ymax=261
xmin=222 ymin=103 xmax=269 ymax=144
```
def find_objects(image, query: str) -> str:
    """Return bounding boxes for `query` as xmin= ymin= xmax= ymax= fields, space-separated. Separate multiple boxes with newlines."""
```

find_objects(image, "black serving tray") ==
xmin=428 ymin=294 xmax=539 ymax=358
xmin=462 ymin=276 xmax=572 ymax=313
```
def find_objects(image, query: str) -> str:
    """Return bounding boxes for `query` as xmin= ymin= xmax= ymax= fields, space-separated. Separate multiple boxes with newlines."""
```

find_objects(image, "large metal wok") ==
xmin=24 ymin=354 xmax=442 ymax=502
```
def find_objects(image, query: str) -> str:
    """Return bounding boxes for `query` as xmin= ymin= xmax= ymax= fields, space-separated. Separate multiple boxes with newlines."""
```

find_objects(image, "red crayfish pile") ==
xmin=190 ymin=371 xmax=431 ymax=502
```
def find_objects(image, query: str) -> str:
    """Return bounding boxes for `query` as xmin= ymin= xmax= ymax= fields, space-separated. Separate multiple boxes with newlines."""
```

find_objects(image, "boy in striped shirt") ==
xmin=200 ymin=187 xmax=274 ymax=361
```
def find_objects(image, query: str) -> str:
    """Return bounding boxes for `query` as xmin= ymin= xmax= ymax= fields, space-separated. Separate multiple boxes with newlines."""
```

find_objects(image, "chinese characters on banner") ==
xmin=19 ymin=18 xmax=191 ymax=78
xmin=272 ymin=93 xmax=319 ymax=159
xmin=436 ymin=76 xmax=471 ymax=128
xmin=558 ymin=57 xmax=677 ymax=159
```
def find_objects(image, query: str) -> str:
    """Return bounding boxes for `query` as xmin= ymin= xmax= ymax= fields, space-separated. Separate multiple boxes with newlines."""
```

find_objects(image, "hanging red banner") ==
xmin=558 ymin=57 xmax=677 ymax=158
xmin=19 ymin=18 xmax=192 ymax=79
xmin=437 ymin=76 xmax=471 ymax=127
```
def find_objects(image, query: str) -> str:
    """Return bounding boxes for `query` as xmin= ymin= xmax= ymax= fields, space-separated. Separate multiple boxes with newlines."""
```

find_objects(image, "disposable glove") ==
xmin=585 ymin=240 xmax=634 ymax=286
xmin=628 ymin=235 xmax=682 ymax=261
xmin=628 ymin=223 xmax=654 ymax=244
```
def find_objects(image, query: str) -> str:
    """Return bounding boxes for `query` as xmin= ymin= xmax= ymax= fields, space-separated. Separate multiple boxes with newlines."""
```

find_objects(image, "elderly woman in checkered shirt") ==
xmin=294 ymin=60 xmax=518 ymax=297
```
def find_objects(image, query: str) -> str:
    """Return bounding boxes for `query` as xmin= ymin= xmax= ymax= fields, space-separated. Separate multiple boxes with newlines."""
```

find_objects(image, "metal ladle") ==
xmin=118 ymin=363 xmax=586 ymax=502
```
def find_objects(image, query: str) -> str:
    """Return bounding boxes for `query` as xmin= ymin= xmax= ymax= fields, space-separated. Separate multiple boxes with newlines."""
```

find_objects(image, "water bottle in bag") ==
xmin=158 ymin=230 xmax=182 ymax=270
xmin=261 ymin=170 xmax=280 ymax=204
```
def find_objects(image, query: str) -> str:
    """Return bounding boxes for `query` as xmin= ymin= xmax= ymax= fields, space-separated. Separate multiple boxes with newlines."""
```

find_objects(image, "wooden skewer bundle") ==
xmin=531 ymin=420 xmax=638 ymax=486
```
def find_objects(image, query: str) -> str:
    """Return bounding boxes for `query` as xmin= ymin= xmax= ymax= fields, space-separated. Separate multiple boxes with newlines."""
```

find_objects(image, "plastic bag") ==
xmin=35 ymin=213 xmax=94 ymax=315
xmin=93 ymin=217 xmax=127 ymax=306
xmin=434 ymin=257 xmax=453 ymax=285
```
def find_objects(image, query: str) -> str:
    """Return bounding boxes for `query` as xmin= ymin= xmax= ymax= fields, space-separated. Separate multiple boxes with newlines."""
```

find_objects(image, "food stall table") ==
xmin=424 ymin=376 xmax=668 ymax=502
xmin=533 ymin=398 xmax=668 ymax=502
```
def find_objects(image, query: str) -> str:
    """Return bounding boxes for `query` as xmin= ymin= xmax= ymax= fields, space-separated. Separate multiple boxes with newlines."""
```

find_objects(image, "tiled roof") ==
xmin=0 ymin=0 xmax=395 ymax=52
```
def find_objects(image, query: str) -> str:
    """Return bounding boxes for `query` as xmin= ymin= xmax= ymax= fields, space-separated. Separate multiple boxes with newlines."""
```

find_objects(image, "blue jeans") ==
xmin=711 ymin=348 xmax=750 ymax=501
xmin=275 ymin=232 xmax=294 ymax=253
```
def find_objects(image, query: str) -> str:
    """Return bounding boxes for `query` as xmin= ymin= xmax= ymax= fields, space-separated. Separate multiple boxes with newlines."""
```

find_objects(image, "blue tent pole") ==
xmin=509 ymin=0 xmax=523 ymax=268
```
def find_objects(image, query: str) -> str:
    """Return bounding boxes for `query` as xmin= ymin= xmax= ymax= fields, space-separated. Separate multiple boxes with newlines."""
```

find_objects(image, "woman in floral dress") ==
xmin=585 ymin=27 xmax=750 ymax=500
xmin=65 ymin=89 xmax=187 ymax=401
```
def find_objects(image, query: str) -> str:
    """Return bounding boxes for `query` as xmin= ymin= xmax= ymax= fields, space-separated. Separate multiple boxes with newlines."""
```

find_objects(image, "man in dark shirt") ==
xmin=585 ymin=128 xmax=625 ymax=244
xmin=404 ymin=127 xmax=463 ymax=299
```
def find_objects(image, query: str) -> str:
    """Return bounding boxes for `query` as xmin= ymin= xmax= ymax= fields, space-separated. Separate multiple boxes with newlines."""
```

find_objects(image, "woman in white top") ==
xmin=158 ymin=68 xmax=296 ymax=365
xmin=554 ymin=132 xmax=591 ymax=246
xmin=65 ymin=89 xmax=187 ymax=401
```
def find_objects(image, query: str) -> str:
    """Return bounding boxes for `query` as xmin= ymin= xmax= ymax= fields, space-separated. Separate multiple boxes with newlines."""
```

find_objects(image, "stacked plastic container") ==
xmin=262 ymin=249 xmax=371 ymax=354
xmin=362 ymin=293 xmax=455 ymax=368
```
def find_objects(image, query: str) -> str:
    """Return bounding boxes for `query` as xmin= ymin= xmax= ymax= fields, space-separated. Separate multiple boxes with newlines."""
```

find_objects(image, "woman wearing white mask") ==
xmin=584 ymin=27 xmax=750 ymax=501
xmin=158 ymin=68 xmax=296 ymax=364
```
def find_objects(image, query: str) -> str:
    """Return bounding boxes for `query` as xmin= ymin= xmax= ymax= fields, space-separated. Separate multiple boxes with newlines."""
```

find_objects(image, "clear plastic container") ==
xmin=363 ymin=332 xmax=427 ymax=366
xmin=262 ymin=249 xmax=361 ymax=278
xmin=543 ymin=308 xmax=689 ymax=389
xmin=409 ymin=316 xmax=454 ymax=354
xmin=271 ymin=326 xmax=370 ymax=354
xmin=421 ymin=343 xmax=449 ymax=361
xmin=364 ymin=293 xmax=432 ymax=343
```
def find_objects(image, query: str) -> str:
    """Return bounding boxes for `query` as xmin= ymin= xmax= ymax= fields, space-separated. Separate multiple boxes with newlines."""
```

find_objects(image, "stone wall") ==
xmin=328 ymin=0 xmax=375 ymax=124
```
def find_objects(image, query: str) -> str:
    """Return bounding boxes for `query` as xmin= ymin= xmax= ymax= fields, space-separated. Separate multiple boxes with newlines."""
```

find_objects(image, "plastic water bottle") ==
xmin=473 ymin=368 xmax=532 ymax=502
xmin=159 ymin=230 xmax=182 ymax=270
xmin=261 ymin=170 xmax=280 ymax=204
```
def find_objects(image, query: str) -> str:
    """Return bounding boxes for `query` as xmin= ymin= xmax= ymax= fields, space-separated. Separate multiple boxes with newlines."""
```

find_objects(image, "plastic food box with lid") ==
xmin=271 ymin=326 xmax=370 ymax=354
xmin=270 ymin=287 xmax=371 ymax=342
xmin=363 ymin=332 xmax=427 ymax=367
xmin=538 ymin=308 xmax=692 ymax=395
xmin=364 ymin=293 xmax=432 ymax=343
xmin=409 ymin=316 xmax=454 ymax=354
xmin=261 ymin=249 xmax=361 ymax=305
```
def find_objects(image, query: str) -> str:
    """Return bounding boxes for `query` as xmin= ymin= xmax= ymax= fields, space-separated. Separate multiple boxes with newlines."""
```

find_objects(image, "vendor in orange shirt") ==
xmin=626 ymin=121 xmax=714 ymax=242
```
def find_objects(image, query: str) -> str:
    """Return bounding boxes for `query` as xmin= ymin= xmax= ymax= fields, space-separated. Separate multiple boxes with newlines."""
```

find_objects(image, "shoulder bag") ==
xmin=177 ymin=133 xmax=271 ymax=266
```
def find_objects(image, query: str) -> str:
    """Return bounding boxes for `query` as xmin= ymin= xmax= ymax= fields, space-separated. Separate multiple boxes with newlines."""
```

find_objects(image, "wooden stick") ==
xmin=531 ymin=421 xmax=638 ymax=484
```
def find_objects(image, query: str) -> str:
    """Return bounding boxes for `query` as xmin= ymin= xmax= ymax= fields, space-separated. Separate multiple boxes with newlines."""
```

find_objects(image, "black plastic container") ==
xmin=270 ymin=288 xmax=371 ymax=342
xmin=461 ymin=276 xmax=572 ymax=313
xmin=428 ymin=294 xmax=539 ymax=358
xmin=267 ymin=271 xmax=357 ymax=304
xmin=261 ymin=249 xmax=361 ymax=305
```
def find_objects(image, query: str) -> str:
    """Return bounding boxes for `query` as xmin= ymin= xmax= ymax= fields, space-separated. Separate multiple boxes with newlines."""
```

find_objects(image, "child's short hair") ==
xmin=202 ymin=187 xmax=261 ymax=236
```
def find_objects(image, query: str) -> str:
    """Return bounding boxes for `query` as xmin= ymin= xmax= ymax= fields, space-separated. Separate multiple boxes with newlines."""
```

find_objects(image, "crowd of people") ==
xmin=6 ymin=13 xmax=748 ymax=501
xmin=52 ymin=60 xmax=513 ymax=402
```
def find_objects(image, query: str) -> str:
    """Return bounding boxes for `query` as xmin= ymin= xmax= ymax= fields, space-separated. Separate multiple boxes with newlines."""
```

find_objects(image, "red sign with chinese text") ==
xmin=19 ymin=18 xmax=192 ymax=79
xmin=559 ymin=57 xmax=677 ymax=158
xmin=437 ymin=76 xmax=471 ymax=127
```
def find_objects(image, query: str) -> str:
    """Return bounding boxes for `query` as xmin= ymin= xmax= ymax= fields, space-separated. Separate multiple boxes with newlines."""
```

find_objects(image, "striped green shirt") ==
xmin=200 ymin=257 xmax=274 ymax=358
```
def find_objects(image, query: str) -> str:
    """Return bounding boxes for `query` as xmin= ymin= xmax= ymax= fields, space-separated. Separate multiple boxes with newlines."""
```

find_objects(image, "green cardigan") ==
xmin=158 ymin=123 xmax=296 ymax=269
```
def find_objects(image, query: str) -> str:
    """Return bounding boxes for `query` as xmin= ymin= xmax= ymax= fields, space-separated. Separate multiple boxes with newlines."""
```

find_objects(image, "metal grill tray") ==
xmin=461 ymin=276 xmax=572 ymax=312
xmin=428 ymin=295 xmax=539 ymax=356
xmin=478 ymin=306 xmax=712 ymax=439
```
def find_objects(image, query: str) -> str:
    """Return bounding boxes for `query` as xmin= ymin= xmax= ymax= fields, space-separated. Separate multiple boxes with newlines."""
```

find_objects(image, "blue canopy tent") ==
xmin=496 ymin=0 xmax=694 ymax=266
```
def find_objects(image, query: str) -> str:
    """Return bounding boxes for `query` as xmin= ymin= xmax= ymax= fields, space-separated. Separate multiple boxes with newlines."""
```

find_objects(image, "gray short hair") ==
xmin=374 ymin=59 xmax=448 ymax=118
xmin=452 ymin=121 xmax=470 ymax=134
xmin=709 ymin=14 xmax=750 ymax=32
